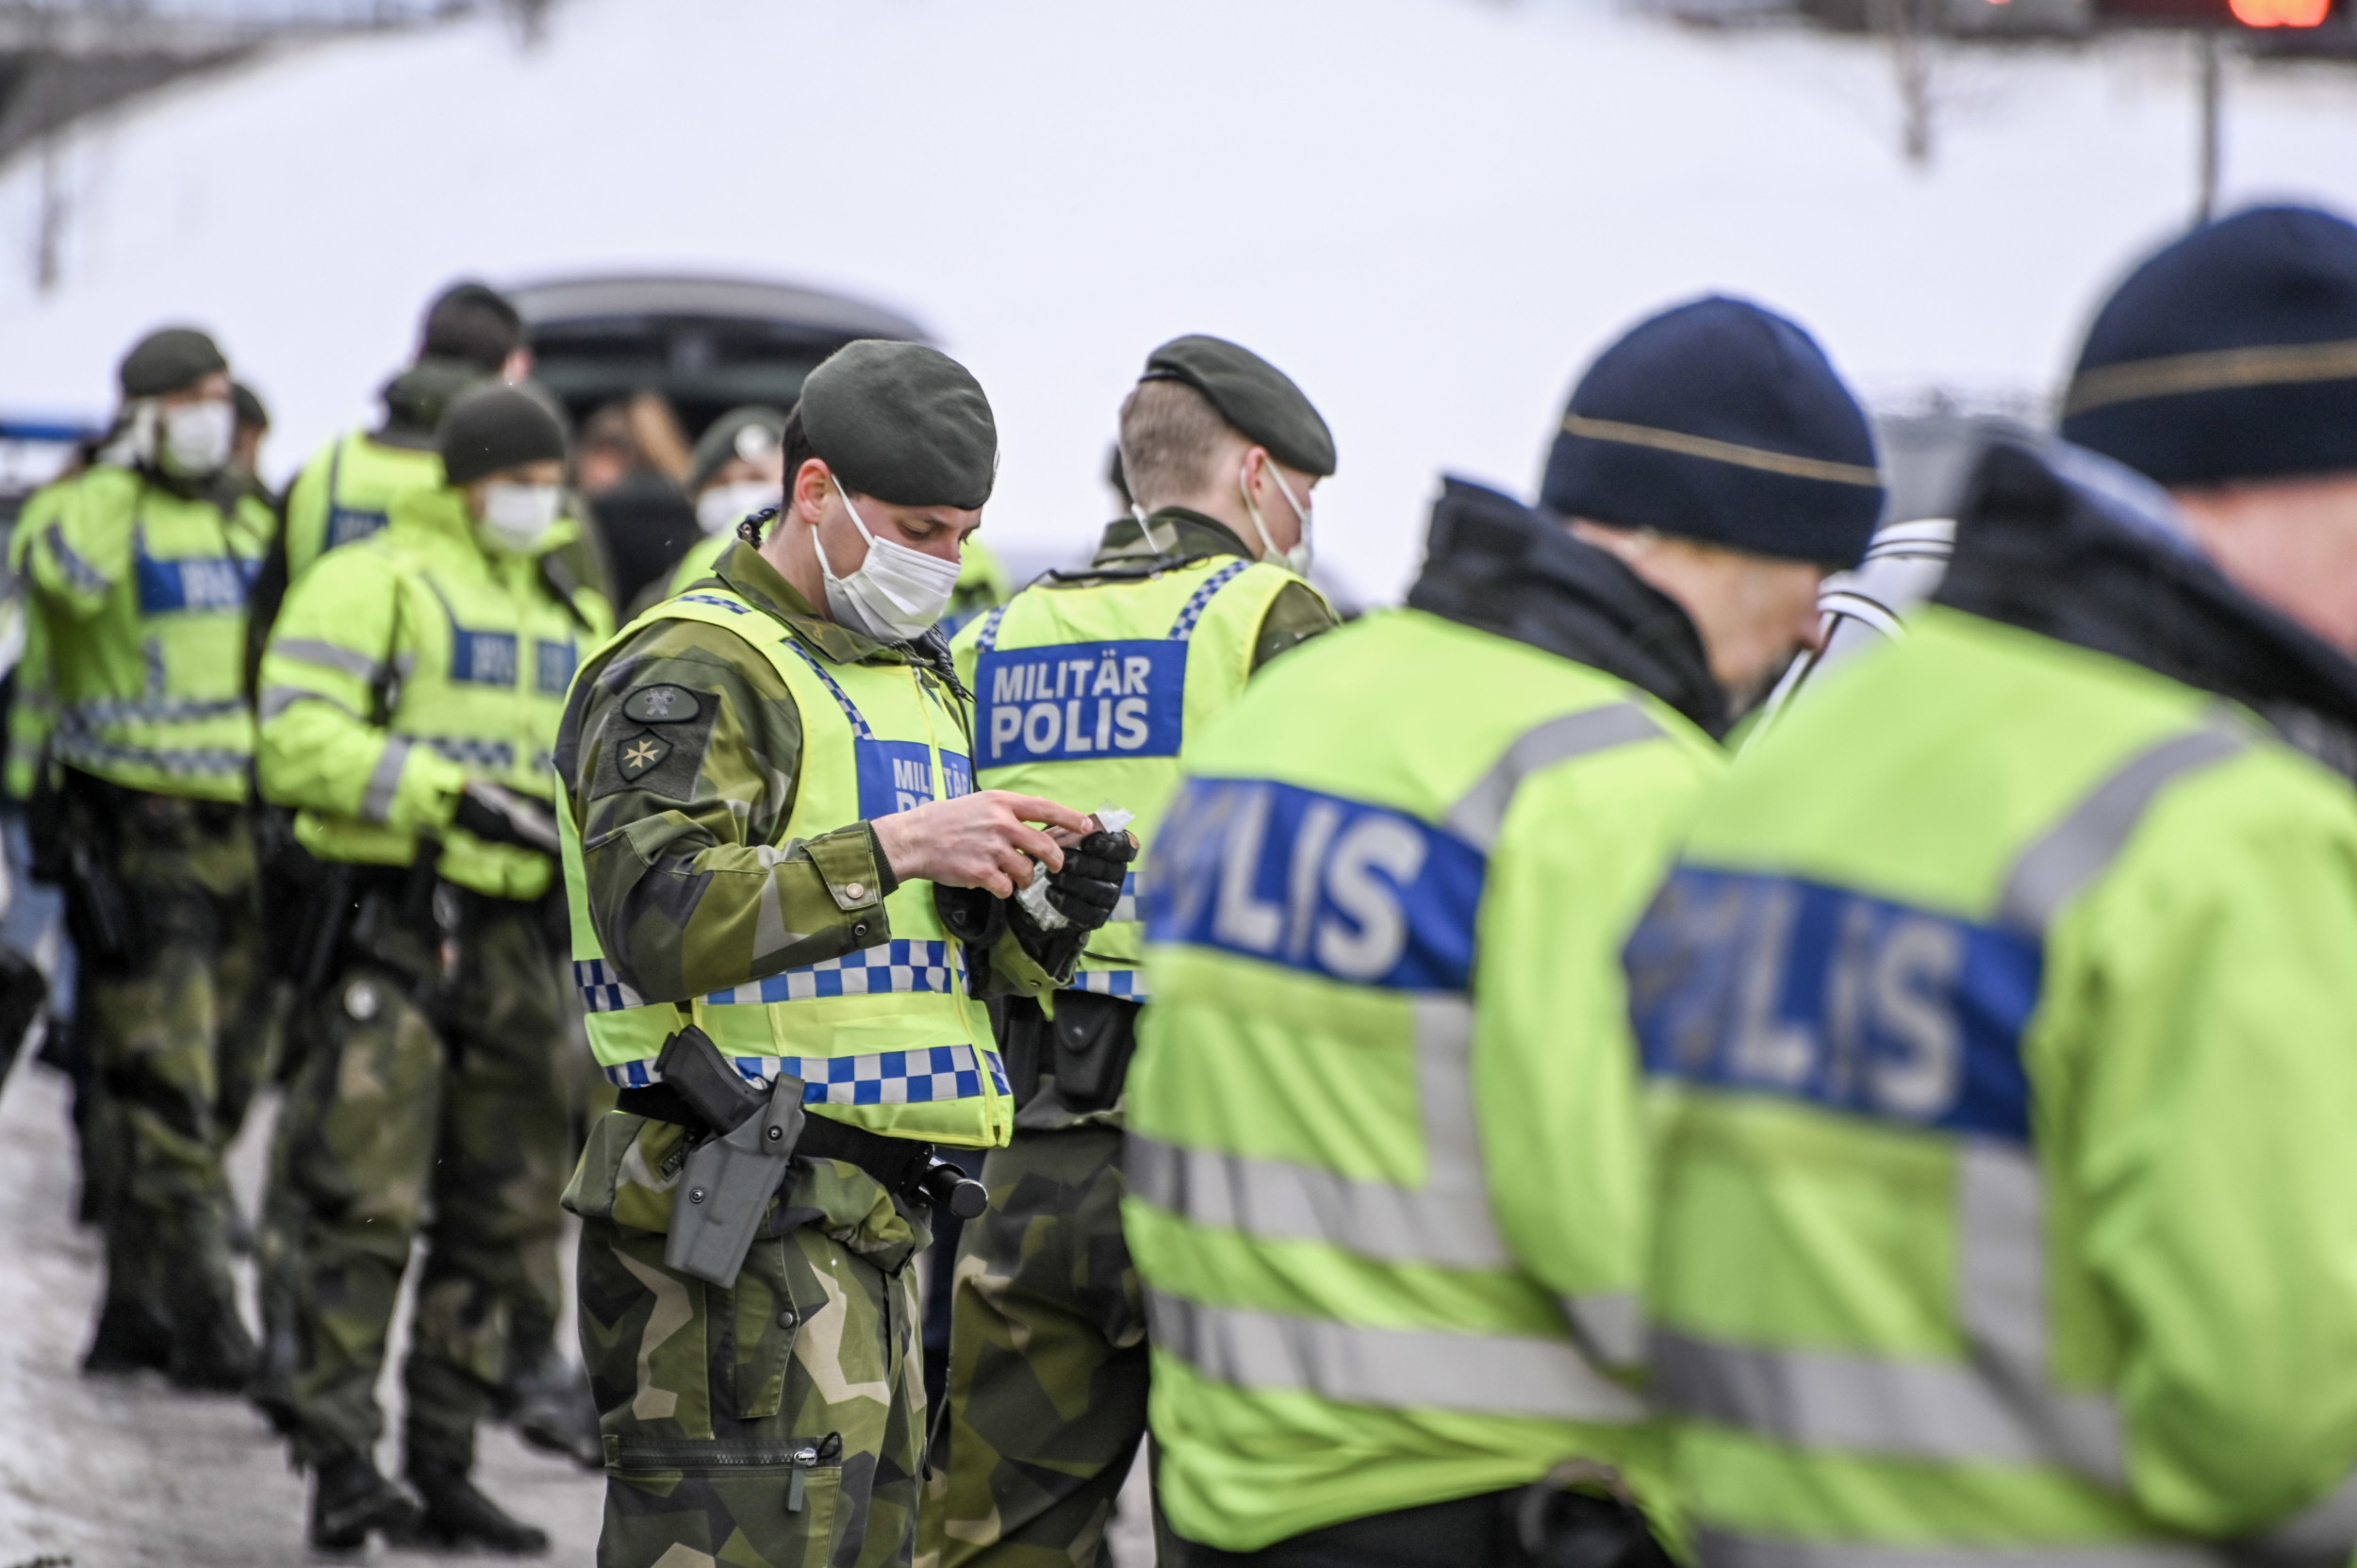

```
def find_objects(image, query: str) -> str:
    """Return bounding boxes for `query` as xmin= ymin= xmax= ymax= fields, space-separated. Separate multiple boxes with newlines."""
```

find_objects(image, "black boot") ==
xmin=167 ymin=1296 xmax=258 ymax=1394
xmin=404 ymin=1459 xmax=551 ymax=1555
xmin=500 ymin=1350 xmax=602 ymax=1470
xmin=308 ymin=1451 xmax=422 ymax=1556
xmin=81 ymin=1296 xmax=173 ymax=1377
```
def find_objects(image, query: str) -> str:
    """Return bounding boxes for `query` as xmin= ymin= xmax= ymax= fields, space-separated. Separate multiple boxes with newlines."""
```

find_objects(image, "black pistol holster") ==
xmin=628 ymin=1026 xmax=989 ymax=1290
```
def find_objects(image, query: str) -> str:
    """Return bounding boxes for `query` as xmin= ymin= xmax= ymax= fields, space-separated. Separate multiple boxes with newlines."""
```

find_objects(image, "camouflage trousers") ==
xmin=270 ymin=891 xmax=572 ymax=1471
xmin=566 ymin=1108 xmax=934 ymax=1568
xmin=920 ymin=1127 xmax=1162 ymax=1568
xmin=75 ymin=792 xmax=272 ymax=1341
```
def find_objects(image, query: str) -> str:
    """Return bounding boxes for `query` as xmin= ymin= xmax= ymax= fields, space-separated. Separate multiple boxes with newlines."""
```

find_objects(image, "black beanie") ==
xmin=119 ymin=327 xmax=228 ymax=400
xmin=2061 ymin=206 xmax=2357 ymax=489
xmin=438 ymin=384 xmax=567 ymax=486
xmin=1541 ymin=297 xmax=1884 ymax=569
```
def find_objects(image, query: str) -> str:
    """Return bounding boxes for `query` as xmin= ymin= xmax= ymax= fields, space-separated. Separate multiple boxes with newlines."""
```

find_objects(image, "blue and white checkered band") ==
xmin=701 ymin=940 xmax=958 ymax=1005
xmin=603 ymin=1043 xmax=1013 ymax=1106
xmin=675 ymin=592 xmax=750 ymax=615
xmin=1169 ymin=560 xmax=1251 ymax=641
xmin=1111 ymin=869 xmax=1139 ymax=924
xmin=1069 ymin=968 xmax=1147 ymax=1000
xmin=573 ymin=958 xmax=644 ymax=1015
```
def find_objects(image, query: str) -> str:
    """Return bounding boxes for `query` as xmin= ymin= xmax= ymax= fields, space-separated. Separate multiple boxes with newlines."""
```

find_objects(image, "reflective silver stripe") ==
xmin=1441 ymin=701 xmax=1663 ymax=850
xmin=1123 ymin=996 xmax=1511 ymax=1270
xmin=272 ymin=636 xmax=383 ymax=683
xmin=2246 ymin=1467 xmax=2357 ymax=1565
xmin=44 ymin=522 xmax=110 ymax=595
xmin=1996 ymin=722 xmax=2247 ymax=935
xmin=1560 ymin=1291 xmax=1645 ymax=1370
xmin=1127 ymin=1133 xmax=1508 ymax=1269
xmin=1654 ymin=1329 xmax=2121 ymax=1478
xmin=1696 ymin=1527 xmax=2226 ymax=1568
xmin=257 ymin=685 xmax=356 ymax=722
xmin=1146 ymin=1289 xmax=1647 ymax=1425
xmin=363 ymin=736 xmax=410 ymax=822
xmin=62 ymin=695 xmax=246 ymax=723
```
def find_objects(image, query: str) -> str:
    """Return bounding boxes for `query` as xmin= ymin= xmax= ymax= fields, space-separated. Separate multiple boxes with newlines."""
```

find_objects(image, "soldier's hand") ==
xmin=1043 ymin=828 xmax=1137 ymax=932
xmin=873 ymin=791 xmax=1092 ymax=898
xmin=453 ymin=780 xmax=562 ymax=855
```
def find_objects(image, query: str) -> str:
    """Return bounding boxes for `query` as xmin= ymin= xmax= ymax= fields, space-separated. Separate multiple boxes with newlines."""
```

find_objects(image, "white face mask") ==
xmin=1239 ymin=456 xmax=1315 ymax=576
xmin=697 ymin=480 xmax=778 ymax=537
xmin=814 ymin=476 xmax=965 ymax=642
xmin=478 ymin=482 xmax=563 ymax=552
xmin=158 ymin=398 xmax=235 ymax=479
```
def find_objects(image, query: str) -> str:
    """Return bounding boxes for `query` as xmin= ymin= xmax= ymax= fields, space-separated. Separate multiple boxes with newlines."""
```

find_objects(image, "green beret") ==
xmin=800 ymin=340 xmax=997 ymax=510
xmin=1141 ymin=334 xmax=1335 ymax=478
xmin=688 ymin=404 xmax=790 ymax=496
xmin=119 ymin=327 xmax=228 ymax=400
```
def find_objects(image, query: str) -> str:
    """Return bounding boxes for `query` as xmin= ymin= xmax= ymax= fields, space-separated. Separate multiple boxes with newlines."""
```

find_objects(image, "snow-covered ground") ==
xmin=0 ymin=1068 xmax=607 ymax=1565
xmin=0 ymin=1060 xmax=1158 ymax=1564
xmin=6 ymin=0 xmax=2357 ymax=599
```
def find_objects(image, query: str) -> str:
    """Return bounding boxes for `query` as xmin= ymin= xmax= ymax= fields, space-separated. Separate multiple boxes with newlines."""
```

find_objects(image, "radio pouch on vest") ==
xmin=1048 ymin=991 xmax=1140 ymax=1112
xmin=660 ymin=1025 xmax=807 ymax=1290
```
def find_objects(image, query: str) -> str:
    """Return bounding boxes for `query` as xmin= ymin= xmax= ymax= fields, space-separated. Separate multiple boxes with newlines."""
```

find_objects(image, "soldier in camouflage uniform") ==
xmin=554 ymin=340 xmax=1132 ymax=1568
xmin=21 ymin=328 xmax=279 ymax=1391
xmin=255 ymin=386 xmax=614 ymax=1554
xmin=924 ymin=338 xmax=1340 ymax=1568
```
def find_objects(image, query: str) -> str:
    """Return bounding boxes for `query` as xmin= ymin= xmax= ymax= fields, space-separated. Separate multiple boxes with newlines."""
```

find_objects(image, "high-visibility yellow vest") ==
xmin=562 ymin=587 xmax=1013 ymax=1148
xmin=954 ymin=554 xmax=1311 ymax=999
xmin=33 ymin=465 xmax=271 ymax=801
xmin=283 ymin=430 xmax=442 ymax=580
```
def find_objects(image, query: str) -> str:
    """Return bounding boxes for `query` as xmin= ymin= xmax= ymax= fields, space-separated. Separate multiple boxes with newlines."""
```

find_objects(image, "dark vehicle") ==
xmin=508 ymin=274 xmax=930 ymax=607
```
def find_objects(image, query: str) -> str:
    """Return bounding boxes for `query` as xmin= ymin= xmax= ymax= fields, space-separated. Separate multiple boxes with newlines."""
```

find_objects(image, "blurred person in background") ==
xmin=230 ymin=381 xmax=272 ymax=501
xmin=923 ymin=335 xmax=1341 ymax=1568
xmin=1126 ymin=299 xmax=1880 ymax=1568
xmin=1632 ymin=208 xmax=2357 ymax=1563
xmin=647 ymin=403 xmax=789 ymax=614
xmin=576 ymin=390 xmax=697 ymax=611
xmin=253 ymin=383 xmax=613 ymax=1555
xmin=273 ymin=281 xmax=524 ymax=591
xmin=23 ymin=326 xmax=278 ymax=1392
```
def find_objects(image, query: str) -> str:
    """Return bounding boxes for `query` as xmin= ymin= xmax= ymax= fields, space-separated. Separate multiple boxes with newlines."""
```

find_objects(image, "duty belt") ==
xmin=618 ymin=1082 xmax=943 ymax=1205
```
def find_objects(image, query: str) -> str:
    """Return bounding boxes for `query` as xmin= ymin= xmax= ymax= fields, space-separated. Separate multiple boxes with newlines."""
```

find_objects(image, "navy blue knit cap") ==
xmin=1541 ymin=296 xmax=1883 ymax=568
xmin=2060 ymin=205 xmax=2357 ymax=488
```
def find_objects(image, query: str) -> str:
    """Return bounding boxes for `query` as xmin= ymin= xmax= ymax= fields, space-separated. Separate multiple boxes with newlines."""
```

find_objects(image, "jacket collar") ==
xmin=1937 ymin=438 xmax=2357 ymax=778
xmin=1405 ymin=477 xmax=1729 ymax=738
xmin=1091 ymin=507 xmax=1256 ymax=568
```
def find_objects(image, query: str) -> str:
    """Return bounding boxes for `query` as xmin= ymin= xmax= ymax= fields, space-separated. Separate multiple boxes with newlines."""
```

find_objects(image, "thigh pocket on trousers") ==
xmin=604 ymin=1433 xmax=845 ymax=1568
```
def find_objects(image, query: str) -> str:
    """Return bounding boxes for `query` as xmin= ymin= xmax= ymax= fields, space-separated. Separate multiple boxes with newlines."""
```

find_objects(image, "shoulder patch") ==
xmin=623 ymin=684 xmax=702 ymax=724
xmin=616 ymin=729 xmax=673 ymax=781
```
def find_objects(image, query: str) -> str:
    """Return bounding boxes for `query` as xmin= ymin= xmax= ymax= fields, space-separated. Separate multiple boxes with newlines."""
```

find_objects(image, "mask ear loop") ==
xmin=1238 ymin=454 xmax=1286 ymax=567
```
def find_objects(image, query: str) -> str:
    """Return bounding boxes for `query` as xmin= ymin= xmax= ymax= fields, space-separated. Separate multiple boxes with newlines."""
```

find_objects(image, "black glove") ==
xmin=1041 ymin=830 xmax=1136 ymax=933
xmin=453 ymin=781 xmax=561 ymax=855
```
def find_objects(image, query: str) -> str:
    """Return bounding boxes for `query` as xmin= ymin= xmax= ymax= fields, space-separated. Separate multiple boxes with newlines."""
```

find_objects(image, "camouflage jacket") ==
xmin=554 ymin=541 xmax=1065 ymax=1007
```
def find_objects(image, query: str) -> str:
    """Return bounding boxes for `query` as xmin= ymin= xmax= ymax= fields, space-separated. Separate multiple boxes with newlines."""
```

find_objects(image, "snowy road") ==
xmin=0 ymin=1063 xmax=1158 ymax=1566
xmin=0 ymin=1065 xmax=604 ymax=1567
